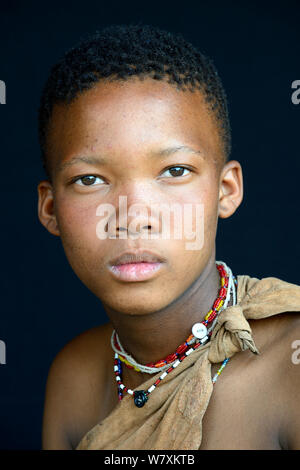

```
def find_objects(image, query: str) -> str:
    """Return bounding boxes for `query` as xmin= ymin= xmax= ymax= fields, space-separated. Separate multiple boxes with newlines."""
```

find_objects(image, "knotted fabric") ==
xmin=76 ymin=274 xmax=300 ymax=450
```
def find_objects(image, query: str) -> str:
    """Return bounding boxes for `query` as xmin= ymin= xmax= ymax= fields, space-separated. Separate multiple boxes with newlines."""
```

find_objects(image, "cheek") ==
xmin=55 ymin=200 xmax=101 ymax=266
xmin=165 ymin=195 xmax=218 ymax=273
xmin=174 ymin=183 xmax=219 ymax=246
xmin=56 ymin=191 xmax=98 ymax=231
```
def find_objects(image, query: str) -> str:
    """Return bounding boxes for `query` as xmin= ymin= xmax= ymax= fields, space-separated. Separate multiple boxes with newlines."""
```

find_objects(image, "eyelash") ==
xmin=70 ymin=165 xmax=194 ymax=186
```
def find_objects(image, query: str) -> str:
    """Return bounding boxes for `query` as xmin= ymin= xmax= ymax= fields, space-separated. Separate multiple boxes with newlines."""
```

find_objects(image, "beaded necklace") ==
xmin=112 ymin=261 xmax=233 ymax=374
xmin=112 ymin=261 xmax=237 ymax=407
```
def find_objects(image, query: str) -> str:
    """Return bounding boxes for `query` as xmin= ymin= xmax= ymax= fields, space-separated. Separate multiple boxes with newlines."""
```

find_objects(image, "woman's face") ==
xmin=38 ymin=78 xmax=237 ymax=316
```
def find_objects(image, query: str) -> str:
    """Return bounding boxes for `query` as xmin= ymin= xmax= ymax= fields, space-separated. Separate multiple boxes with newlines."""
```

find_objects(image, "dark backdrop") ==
xmin=0 ymin=0 xmax=299 ymax=450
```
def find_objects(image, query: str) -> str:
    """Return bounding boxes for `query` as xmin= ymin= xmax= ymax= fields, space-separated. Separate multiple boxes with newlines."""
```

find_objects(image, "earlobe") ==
xmin=218 ymin=198 xmax=238 ymax=218
xmin=37 ymin=180 xmax=60 ymax=236
xmin=218 ymin=161 xmax=243 ymax=219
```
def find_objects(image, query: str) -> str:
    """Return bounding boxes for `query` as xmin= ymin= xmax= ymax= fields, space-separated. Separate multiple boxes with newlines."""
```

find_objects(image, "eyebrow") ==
xmin=57 ymin=145 xmax=204 ymax=173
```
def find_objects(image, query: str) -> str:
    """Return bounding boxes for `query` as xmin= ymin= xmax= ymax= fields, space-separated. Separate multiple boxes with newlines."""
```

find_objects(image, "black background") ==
xmin=0 ymin=0 xmax=299 ymax=449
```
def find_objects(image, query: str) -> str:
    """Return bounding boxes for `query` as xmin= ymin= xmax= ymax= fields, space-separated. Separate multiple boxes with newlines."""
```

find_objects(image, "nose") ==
xmin=119 ymin=205 xmax=158 ymax=238
xmin=110 ymin=181 xmax=162 ymax=239
xmin=117 ymin=200 xmax=161 ymax=239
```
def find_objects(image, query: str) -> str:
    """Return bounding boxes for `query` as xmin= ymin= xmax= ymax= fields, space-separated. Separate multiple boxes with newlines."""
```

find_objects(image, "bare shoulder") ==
xmin=201 ymin=312 xmax=300 ymax=450
xmin=248 ymin=311 xmax=300 ymax=369
xmin=51 ymin=321 xmax=114 ymax=366
xmin=274 ymin=313 xmax=300 ymax=450
xmin=250 ymin=312 xmax=300 ymax=449
xmin=249 ymin=311 xmax=300 ymax=351
xmin=42 ymin=322 xmax=113 ymax=450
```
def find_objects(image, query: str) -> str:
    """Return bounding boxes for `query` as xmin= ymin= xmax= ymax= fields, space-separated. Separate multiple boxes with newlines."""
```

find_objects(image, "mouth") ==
xmin=108 ymin=250 xmax=166 ymax=282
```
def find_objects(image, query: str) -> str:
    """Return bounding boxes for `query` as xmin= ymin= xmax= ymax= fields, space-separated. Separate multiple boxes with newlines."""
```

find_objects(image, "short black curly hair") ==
xmin=38 ymin=23 xmax=231 ymax=181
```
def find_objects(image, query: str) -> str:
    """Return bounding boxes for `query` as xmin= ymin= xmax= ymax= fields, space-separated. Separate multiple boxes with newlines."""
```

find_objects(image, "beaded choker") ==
xmin=112 ymin=261 xmax=237 ymax=407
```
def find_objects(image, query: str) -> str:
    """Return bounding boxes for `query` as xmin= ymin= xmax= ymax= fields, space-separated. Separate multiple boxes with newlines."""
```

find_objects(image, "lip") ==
xmin=108 ymin=249 xmax=166 ymax=282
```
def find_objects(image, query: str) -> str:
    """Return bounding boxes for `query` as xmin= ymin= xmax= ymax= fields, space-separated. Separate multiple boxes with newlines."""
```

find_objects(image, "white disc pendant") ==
xmin=192 ymin=322 xmax=208 ymax=339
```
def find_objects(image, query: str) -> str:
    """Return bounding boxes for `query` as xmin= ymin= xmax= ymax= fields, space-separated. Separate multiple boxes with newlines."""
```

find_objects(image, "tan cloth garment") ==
xmin=76 ymin=274 xmax=300 ymax=450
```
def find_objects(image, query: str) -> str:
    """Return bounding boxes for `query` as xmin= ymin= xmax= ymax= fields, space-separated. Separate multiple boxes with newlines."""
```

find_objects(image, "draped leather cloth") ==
xmin=76 ymin=274 xmax=300 ymax=450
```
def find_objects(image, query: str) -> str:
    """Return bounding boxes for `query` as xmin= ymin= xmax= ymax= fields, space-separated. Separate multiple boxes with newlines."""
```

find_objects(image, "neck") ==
xmin=105 ymin=253 xmax=226 ymax=375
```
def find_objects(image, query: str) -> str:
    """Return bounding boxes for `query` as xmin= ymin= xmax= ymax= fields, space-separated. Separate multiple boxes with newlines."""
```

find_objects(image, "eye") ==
xmin=73 ymin=175 xmax=105 ymax=186
xmin=161 ymin=166 xmax=192 ymax=178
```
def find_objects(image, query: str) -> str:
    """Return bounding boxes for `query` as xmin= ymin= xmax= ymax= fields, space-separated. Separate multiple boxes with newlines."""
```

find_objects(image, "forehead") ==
xmin=47 ymin=77 xmax=223 ymax=171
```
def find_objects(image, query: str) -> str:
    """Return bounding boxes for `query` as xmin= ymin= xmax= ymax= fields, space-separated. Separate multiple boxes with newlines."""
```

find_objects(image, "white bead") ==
xmin=173 ymin=360 xmax=180 ymax=368
xmin=119 ymin=384 xmax=125 ymax=390
xmin=148 ymin=385 xmax=156 ymax=393
xmin=159 ymin=371 xmax=167 ymax=380
xmin=186 ymin=348 xmax=193 ymax=356
xmin=192 ymin=322 xmax=208 ymax=339
xmin=114 ymin=365 xmax=119 ymax=371
xmin=200 ymin=335 xmax=209 ymax=344
xmin=128 ymin=389 xmax=134 ymax=395
xmin=116 ymin=376 xmax=121 ymax=381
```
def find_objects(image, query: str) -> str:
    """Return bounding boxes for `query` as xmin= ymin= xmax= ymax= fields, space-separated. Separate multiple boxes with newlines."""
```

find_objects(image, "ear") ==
xmin=37 ymin=180 xmax=60 ymax=236
xmin=218 ymin=160 xmax=244 ymax=219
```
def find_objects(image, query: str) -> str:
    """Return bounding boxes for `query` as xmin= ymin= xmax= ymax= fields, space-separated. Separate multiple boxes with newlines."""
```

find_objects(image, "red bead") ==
xmin=219 ymin=267 xmax=227 ymax=278
xmin=194 ymin=342 xmax=201 ymax=349
xmin=165 ymin=353 xmax=177 ymax=363
xmin=213 ymin=298 xmax=222 ymax=310
xmin=219 ymin=287 xmax=227 ymax=298
xmin=167 ymin=366 xmax=174 ymax=373
xmin=223 ymin=277 xmax=229 ymax=287
xmin=154 ymin=379 xmax=161 ymax=386
xmin=176 ymin=343 xmax=188 ymax=355
xmin=206 ymin=311 xmax=217 ymax=322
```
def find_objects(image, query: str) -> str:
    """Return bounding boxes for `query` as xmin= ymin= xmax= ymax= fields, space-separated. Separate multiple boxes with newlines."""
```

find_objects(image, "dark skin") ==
xmin=37 ymin=77 xmax=300 ymax=450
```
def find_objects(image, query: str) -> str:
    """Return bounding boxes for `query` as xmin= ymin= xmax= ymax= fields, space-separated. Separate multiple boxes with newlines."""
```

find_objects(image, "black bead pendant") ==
xmin=133 ymin=390 xmax=148 ymax=408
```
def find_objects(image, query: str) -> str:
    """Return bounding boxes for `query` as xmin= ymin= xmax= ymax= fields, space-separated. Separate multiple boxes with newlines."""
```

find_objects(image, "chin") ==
xmin=103 ymin=295 xmax=170 ymax=316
